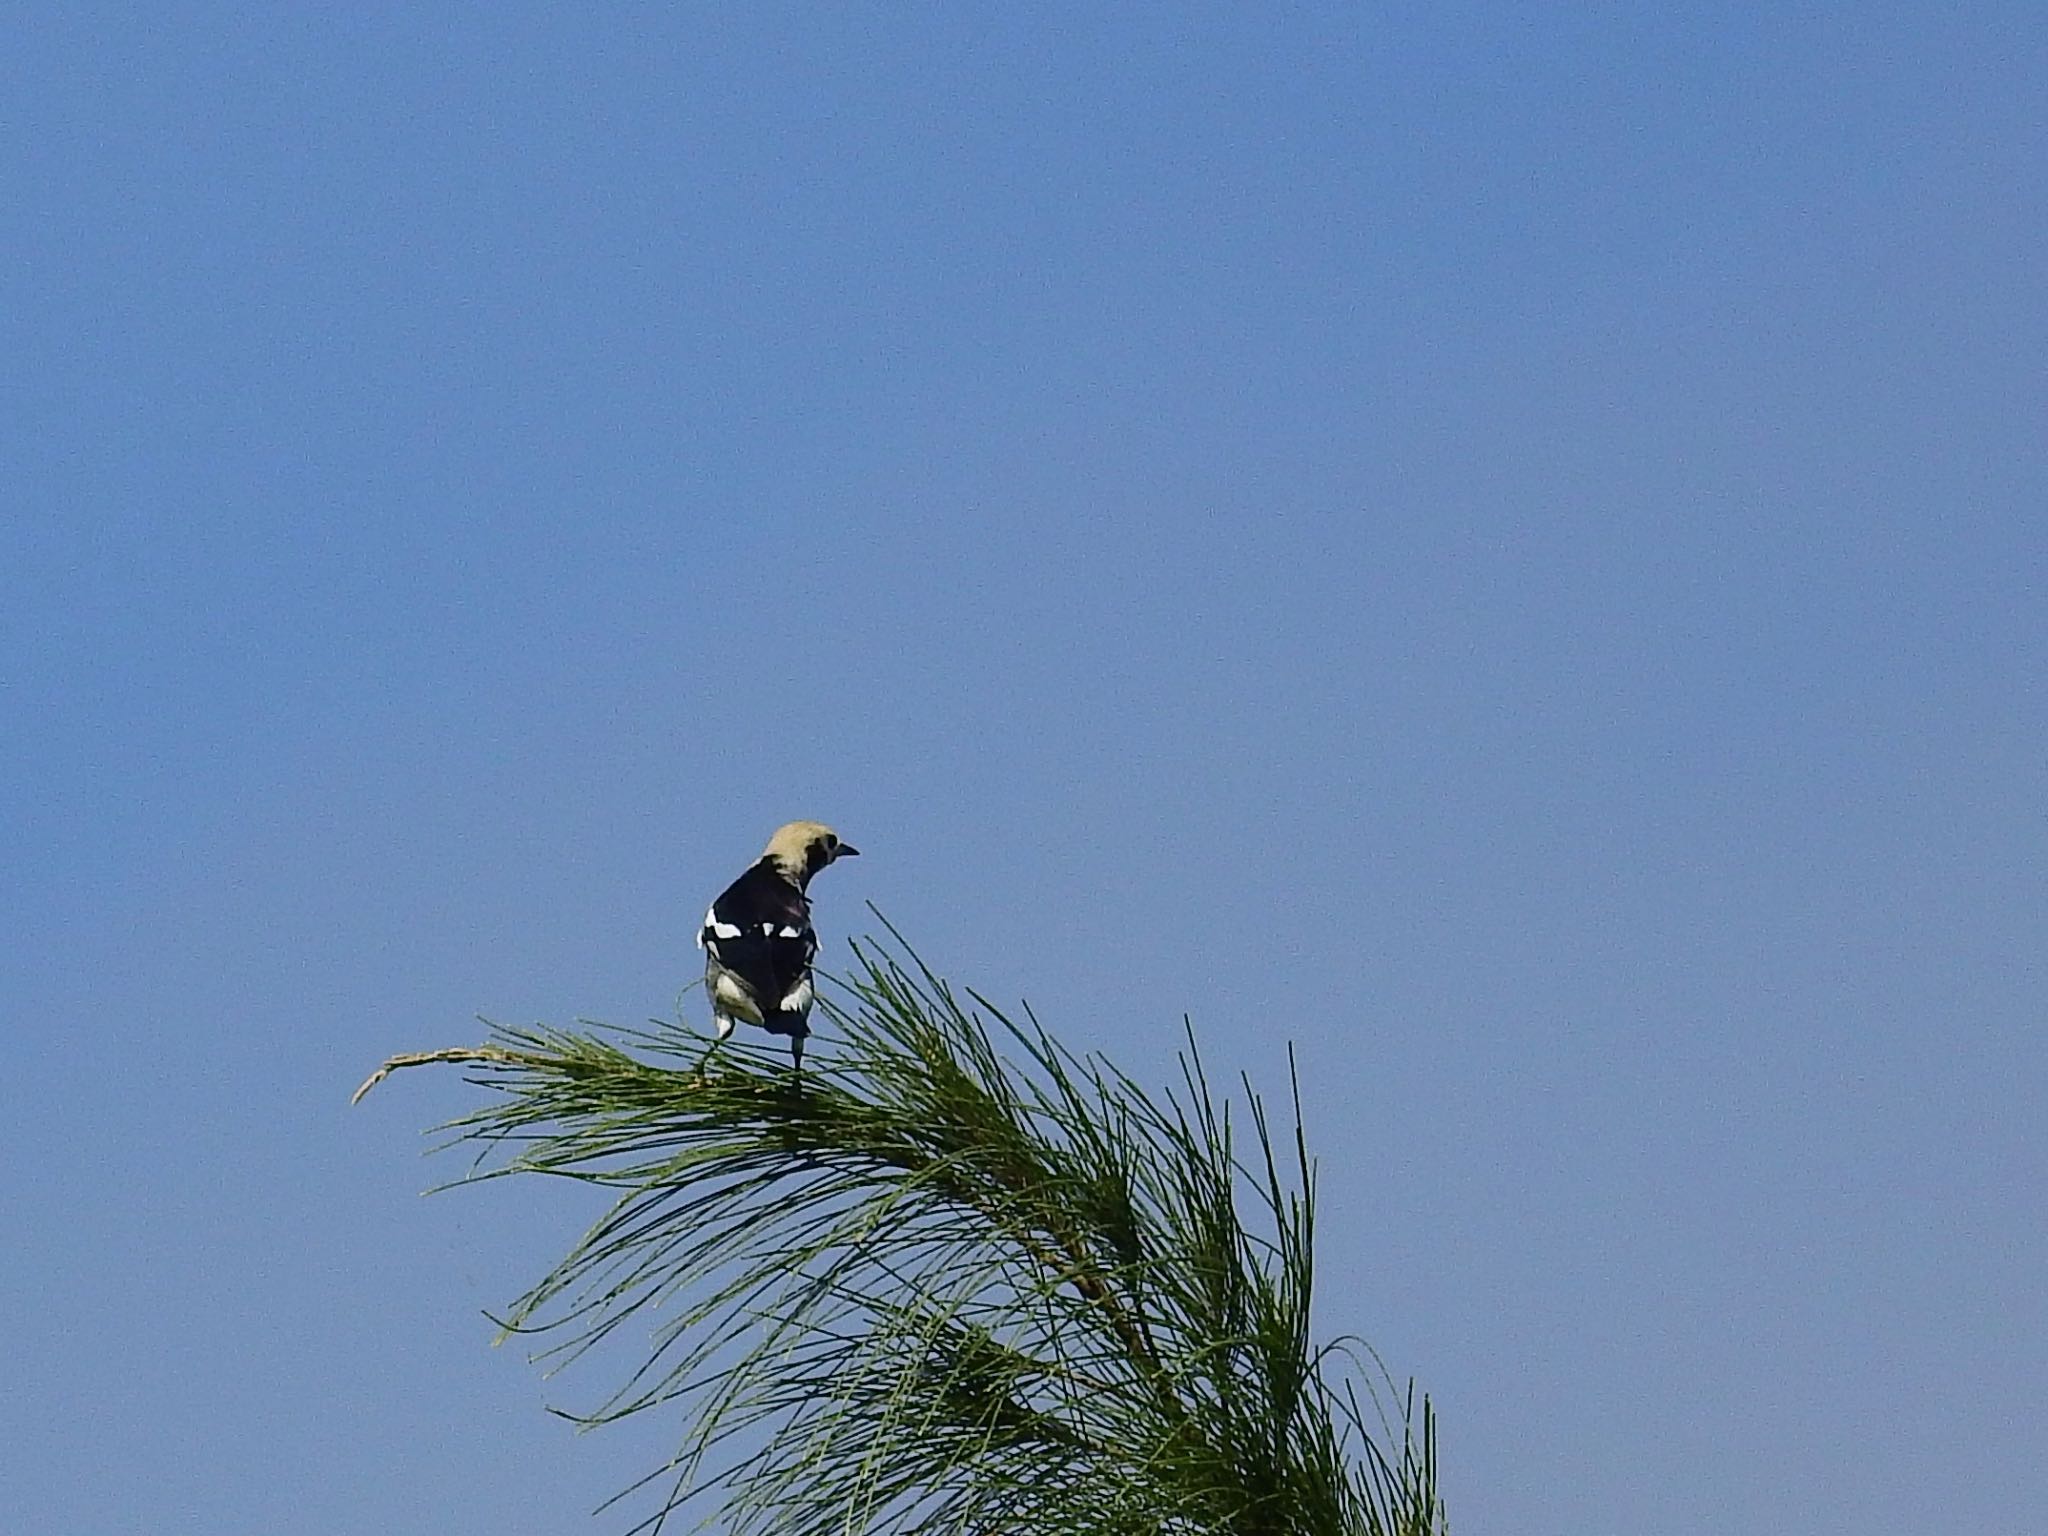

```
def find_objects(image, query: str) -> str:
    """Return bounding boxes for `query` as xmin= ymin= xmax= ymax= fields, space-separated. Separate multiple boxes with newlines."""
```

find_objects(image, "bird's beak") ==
xmin=836 ymin=843 xmax=860 ymax=859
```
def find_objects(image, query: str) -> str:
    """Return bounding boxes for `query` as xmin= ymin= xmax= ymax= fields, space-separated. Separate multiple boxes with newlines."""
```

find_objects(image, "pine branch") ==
xmin=358 ymin=929 xmax=1445 ymax=1536
xmin=352 ymin=1045 xmax=557 ymax=1105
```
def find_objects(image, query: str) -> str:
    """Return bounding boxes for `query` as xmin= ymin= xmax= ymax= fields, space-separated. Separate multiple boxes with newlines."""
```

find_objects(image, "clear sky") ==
xmin=4 ymin=5 xmax=2042 ymax=1533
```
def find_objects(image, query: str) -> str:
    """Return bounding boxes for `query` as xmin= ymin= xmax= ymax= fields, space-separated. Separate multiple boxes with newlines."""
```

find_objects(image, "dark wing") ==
xmin=702 ymin=861 xmax=816 ymax=1028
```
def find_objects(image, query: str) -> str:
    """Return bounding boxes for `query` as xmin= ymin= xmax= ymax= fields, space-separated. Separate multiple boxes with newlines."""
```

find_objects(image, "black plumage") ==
xmin=701 ymin=859 xmax=818 ymax=1037
xmin=696 ymin=821 xmax=857 ymax=1072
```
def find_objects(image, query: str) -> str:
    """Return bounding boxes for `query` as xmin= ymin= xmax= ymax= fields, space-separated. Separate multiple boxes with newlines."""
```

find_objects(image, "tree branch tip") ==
xmin=350 ymin=1045 xmax=539 ymax=1105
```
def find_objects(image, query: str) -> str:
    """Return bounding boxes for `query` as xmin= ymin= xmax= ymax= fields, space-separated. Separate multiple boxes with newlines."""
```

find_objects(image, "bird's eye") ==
xmin=825 ymin=835 xmax=839 ymax=850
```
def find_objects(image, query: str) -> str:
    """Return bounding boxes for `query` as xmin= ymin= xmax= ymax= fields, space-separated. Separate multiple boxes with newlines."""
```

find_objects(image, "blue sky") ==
xmin=4 ymin=5 xmax=2042 ymax=1532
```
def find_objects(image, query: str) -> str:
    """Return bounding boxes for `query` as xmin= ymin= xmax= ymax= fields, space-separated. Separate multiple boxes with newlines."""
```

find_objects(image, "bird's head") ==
xmin=763 ymin=820 xmax=859 ymax=886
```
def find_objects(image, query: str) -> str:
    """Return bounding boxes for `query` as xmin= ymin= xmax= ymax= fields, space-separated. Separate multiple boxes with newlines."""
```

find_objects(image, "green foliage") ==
xmin=401 ymin=932 xmax=1444 ymax=1535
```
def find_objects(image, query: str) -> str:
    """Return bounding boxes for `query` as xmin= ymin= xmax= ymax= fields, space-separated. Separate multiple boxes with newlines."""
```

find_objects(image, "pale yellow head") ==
xmin=762 ymin=820 xmax=859 ymax=885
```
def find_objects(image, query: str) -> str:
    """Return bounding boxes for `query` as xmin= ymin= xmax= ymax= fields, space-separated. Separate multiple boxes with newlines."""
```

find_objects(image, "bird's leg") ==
xmin=694 ymin=1015 xmax=736 ymax=1083
xmin=690 ymin=1041 xmax=721 ymax=1085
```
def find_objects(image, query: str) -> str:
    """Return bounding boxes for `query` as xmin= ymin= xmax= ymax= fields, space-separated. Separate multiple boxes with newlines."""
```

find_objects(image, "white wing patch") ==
xmin=778 ymin=925 xmax=805 ymax=939
xmin=778 ymin=977 xmax=814 ymax=1015
xmin=704 ymin=906 xmax=742 ymax=941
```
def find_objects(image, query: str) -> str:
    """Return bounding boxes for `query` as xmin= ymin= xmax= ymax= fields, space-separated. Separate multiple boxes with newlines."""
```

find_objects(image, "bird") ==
xmin=696 ymin=820 xmax=859 ymax=1072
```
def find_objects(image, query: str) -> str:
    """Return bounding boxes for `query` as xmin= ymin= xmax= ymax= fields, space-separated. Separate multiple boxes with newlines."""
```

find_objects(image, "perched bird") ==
xmin=697 ymin=821 xmax=859 ymax=1071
